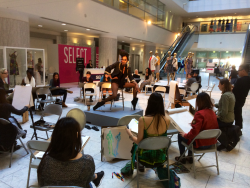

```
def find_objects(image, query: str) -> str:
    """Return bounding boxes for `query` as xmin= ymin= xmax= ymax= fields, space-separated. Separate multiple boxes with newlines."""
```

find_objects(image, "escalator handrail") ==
xmin=241 ymin=24 xmax=250 ymax=64
xmin=159 ymin=25 xmax=198 ymax=71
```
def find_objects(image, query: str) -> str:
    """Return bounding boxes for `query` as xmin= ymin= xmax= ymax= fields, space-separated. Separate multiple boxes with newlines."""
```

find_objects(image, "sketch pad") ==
xmin=168 ymin=109 xmax=194 ymax=133
xmin=12 ymin=85 xmax=33 ymax=109
xmin=128 ymin=118 xmax=139 ymax=134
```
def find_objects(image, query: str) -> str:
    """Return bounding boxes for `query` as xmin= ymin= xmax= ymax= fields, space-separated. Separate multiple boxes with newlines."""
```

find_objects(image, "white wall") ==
xmin=197 ymin=33 xmax=246 ymax=51
xmin=0 ymin=0 xmax=177 ymax=46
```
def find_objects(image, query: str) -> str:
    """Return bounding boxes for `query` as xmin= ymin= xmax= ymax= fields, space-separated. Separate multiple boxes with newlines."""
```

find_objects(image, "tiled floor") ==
xmin=1 ymin=72 xmax=250 ymax=188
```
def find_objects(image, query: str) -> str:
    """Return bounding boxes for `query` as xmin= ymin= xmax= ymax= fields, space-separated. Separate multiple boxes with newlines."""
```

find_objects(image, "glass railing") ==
xmin=199 ymin=23 xmax=250 ymax=33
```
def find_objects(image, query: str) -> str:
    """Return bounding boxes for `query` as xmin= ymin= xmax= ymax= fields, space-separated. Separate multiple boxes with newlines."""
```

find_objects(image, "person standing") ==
xmin=232 ymin=64 xmax=250 ymax=132
xmin=177 ymin=56 xmax=182 ymax=74
xmin=149 ymin=51 xmax=157 ymax=80
xmin=86 ymin=60 xmax=93 ymax=68
xmin=155 ymin=52 xmax=160 ymax=82
xmin=229 ymin=65 xmax=238 ymax=85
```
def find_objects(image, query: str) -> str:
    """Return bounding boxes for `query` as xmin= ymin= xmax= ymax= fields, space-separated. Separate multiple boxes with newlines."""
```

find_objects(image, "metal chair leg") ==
xmin=137 ymin=153 xmax=139 ymax=188
xmin=122 ymin=90 xmax=124 ymax=111
xmin=46 ymin=131 xmax=49 ymax=139
xmin=9 ymin=144 xmax=14 ymax=168
xmin=215 ymin=146 xmax=220 ymax=175
xmin=26 ymin=165 xmax=31 ymax=188
xmin=198 ymin=153 xmax=205 ymax=161
xmin=19 ymin=138 xmax=29 ymax=154
xmin=192 ymin=146 xmax=196 ymax=179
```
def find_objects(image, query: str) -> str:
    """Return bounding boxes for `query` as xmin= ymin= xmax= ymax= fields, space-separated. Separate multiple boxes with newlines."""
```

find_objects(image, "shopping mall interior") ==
xmin=0 ymin=0 xmax=250 ymax=188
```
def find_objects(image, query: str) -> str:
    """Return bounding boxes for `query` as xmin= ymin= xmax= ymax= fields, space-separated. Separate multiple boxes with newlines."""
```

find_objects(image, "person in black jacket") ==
xmin=82 ymin=71 xmax=94 ymax=102
xmin=0 ymin=88 xmax=28 ymax=151
xmin=86 ymin=60 xmax=93 ymax=68
xmin=93 ymin=50 xmax=139 ymax=110
xmin=193 ymin=72 xmax=202 ymax=92
xmin=232 ymin=64 xmax=250 ymax=131
xmin=230 ymin=65 xmax=238 ymax=85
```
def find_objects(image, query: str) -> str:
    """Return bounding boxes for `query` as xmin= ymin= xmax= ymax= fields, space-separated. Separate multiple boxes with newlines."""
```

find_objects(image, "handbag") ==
xmin=157 ymin=166 xmax=181 ymax=188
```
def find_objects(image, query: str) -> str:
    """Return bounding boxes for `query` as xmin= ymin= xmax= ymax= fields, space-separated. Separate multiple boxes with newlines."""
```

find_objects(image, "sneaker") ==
xmin=93 ymin=171 xmax=104 ymax=187
xmin=92 ymin=126 xmax=99 ymax=131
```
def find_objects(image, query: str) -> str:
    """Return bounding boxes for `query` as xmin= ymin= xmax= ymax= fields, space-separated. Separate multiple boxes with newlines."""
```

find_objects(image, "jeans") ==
xmin=231 ymin=78 xmax=237 ymax=85
xmin=178 ymin=134 xmax=212 ymax=156
xmin=51 ymin=89 xmax=67 ymax=102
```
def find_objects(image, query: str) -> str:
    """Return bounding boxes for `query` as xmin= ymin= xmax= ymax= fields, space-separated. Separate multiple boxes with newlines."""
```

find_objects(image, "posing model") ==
xmin=155 ymin=52 xmax=161 ymax=82
xmin=93 ymin=51 xmax=139 ymax=111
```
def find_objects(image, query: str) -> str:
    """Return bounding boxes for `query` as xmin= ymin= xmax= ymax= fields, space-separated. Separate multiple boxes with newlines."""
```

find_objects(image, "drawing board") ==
xmin=169 ymin=81 xmax=181 ymax=104
xmin=12 ymin=85 xmax=33 ymax=110
xmin=102 ymin=126 xmax=133 ymax=161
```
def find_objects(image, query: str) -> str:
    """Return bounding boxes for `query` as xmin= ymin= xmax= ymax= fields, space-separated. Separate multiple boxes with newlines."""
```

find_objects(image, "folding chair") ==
xmin=154 ymin=86 xmax=166 ymax=105
xmin=0 ymin=118 xmax=29 ymax=168
xmin=136 ymin=137 xmax=171 ymax=187
xmin=111 ymin=88 xmax=125 ymax=110
xmin=66 ymin=108 xmax=86 ymax=131
xmin=145 ymin=77 xmax=155 ymax=96
xmin=30 ymin=104 xmax=62 ymax=140
xmin=36 ymin=88 xmax=56 ymax=110
xmin=202 ymin=84 xmax=216 ymax=97
xmin=186 ymin=82 xmax=199 ymax=96
xmin=178 ymin=129 xmax=221 ymax=178
xmin=100 ymin=83 xmax=112 ymax=100
xmin=117 ymin=115 xmax=141 ymax=126
xmin=84 ymin=83 xmax=97 ymax=105
xmin=26 ymin=140 xmax=50 ymax=188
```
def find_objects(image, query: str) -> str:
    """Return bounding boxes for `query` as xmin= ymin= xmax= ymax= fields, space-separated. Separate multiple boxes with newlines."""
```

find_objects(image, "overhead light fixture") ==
xmin=62 ymin=23 xmax=66 ymax=25
xmin=235 ymin=13 xmax=237 ymax=14
xmin=170 ymin=11 xmax=171 ymax=12
xmin=226 ymin=51 xmax=229 ymax=53
xmin=147 ymin=20 xmax=151 ymax=25
xmin=122 ymin=41 xmax=124 ymax=42
xmin=213 ymin=51 xmax=216 ymax=53
xmin=140 ymin=40 xmax=142 ymax=42
xmin=130 ymin=38 xmax=132 ymax=40
xmin=240 ymin=51 xmax=242 ymax=53
xmin=38 ymin=25 xmax=43 ymax=27
xmin=188 ymin=18 xmax=190 ymax=19
xmin=196 ymin=16 xmax=198 ymax=17
xmin=119 ymin=0 xmax=124 ymax=3
xmin=64 ymin=30 xmax=68 ymax=32
xmin=86 ymin=29 xmax=90 ymax=30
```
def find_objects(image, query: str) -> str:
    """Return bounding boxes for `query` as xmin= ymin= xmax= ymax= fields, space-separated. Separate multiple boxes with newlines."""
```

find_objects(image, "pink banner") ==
xmin=96 ymin=47 xmax=99 ymax=68
xmin=58 ymin=44 xmax=91 ymax=83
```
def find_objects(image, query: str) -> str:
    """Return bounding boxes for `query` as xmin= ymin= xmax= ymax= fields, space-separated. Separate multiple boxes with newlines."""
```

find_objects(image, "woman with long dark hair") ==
xmin=175 ymin=92 xmax=219 ymax=164
xmin=139 ymin=67 xmax=152 ymax=91
xmin=125 ymin=93 xmax=170 ymax=172
xmin=38 ymin=117 xmax=104 ymax=188
xmin=0 ymin=88 xmax=28 ymax=151
xmin=49 ymin=72 xmax=73 ymax=107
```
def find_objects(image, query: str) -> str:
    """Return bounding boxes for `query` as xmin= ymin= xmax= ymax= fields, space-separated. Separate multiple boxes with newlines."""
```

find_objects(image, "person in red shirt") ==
xmin=175 ymin=92 xmax=219 ymax=164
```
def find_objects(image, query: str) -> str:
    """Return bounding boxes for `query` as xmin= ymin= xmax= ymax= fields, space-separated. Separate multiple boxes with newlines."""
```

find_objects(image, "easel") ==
xmin=167 ymin=81 xmax=190 ymax=109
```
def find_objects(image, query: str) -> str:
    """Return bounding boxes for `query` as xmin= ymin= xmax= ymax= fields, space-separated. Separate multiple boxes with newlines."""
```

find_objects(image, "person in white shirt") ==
xmin=149 ymin=51 xmax=157 ymax=80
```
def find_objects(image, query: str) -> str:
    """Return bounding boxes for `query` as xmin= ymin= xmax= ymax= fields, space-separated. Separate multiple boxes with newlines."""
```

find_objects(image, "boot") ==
xmin=89 ymin=97 xmax=93 ymax=102
xmin=93 ymin=101 xmax=105 ymax=111
xmin=114 ymin=93 xmax=120 ymax=101
xmin=131 ymin=97 xmax=138 ymax=110
xmin=62 ymin=102 xmax=68 ymax=107
xmin=102 ymin=95 xmax=106 ymax=101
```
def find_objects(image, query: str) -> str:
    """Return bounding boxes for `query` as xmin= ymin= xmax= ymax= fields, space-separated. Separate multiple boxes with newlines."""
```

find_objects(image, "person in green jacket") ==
xmin=215 ymin=78 xmax=235 ymax=128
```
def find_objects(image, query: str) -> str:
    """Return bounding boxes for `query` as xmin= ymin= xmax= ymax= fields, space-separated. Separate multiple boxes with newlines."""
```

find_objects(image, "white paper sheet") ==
xmin=103 ymin=128 xmax=133 ymax=160
xmin=188 ymin=98 xmax=196 ymax=108
xmin=169 ymin=111 xmax=194 ymax=133
xmin=12 ymin=85 xmax=33 ymax=110
xmin=35 ymin=151 xmax=45 ymax=159
xmin=81 ymin=136 xmax=90 ymax=151
xmin=167 ymin=107 xmax=187 ymax=114
xmin=128 ymin=118 xmax=139 ymax=134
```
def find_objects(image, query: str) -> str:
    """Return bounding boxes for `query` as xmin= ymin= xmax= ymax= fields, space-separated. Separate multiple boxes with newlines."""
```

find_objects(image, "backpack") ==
xmin=157 ymin=166 xmax=181 ymax=188
xmin=218 ymin=125 xmax=240 ymax=151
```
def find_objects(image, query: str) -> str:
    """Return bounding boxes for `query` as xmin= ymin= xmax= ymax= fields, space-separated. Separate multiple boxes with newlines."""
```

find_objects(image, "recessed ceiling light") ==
xmin=38 ymin=25 xmax=43 ymax=27
xmin=122 ymin=41 xmax=124 ymax=42
xmin=86 ymin=29 xmax=90 ymax=31
xmin=196 ymin=16 xmax=198 ymax=17
xmin=64 ymin=30 xmax=68 ymax=32
xmin=188 ymin=18 xmax=190 ymax=19
xmin=61 ymin=23 xmax=66 ymax=25
xmin=140 ymin=40 xmax=142 ymax=42
xmin=170 ymin=11 xmax=171 ymax=12
xmin=130 ymin=38 xmax=132 ymax=40
xmin=234 ymin=13 xmax=237 ymax=14
xmin=147 ymin=20 xmax=151 ymax=25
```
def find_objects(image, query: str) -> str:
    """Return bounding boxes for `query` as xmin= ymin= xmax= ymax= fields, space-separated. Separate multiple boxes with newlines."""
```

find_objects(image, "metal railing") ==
xmin=241 ymin=23 xmax=250 ymax=64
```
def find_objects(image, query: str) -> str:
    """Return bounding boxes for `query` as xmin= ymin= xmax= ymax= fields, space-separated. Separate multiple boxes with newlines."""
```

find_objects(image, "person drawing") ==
xmin=106 ymin=130 xmax=114 ymax=155
xmin=113 ymin=132 xmax=121 ymax=157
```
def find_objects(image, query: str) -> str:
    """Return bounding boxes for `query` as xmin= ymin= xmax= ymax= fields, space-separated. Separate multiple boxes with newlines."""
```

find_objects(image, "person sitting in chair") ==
xmin=49 ymin=72 xmax=73 ymax=108
xmin=124 ymin=93 xmax=170 ymax=173
xmin=139 ymin=68 xmax=152 ymax=92
xmin=193 ymin=72 xmax=202 ymax=92
xmin=0 ymin=68 xmax=14 ymax=103
xmin=22 ymin=69 xmax=46 ymax=111
xmin=0 ymin=89 xmax=28 ymax=151
xmin=93 ymin=50 xmax=139 ymax=111
xmin=175 ymin=92 xmax=219 ymax=164
xmin=185 ymin=73 xmax=196 ymax=92
xmin=37 ymin=117 xmax=104 ymax=188
xmin=82 ymin=71 xmax=94 ymax=102
xmin=100 ymin=73 xmax=112 ymax=100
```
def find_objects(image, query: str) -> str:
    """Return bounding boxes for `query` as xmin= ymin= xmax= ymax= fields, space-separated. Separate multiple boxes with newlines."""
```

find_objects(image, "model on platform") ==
xmin=164 ymin=51 xmax=174 ymax=85
xmin=172 ymin=53 xmax=178 ymax=79
xmin=93 ymin=50 xmax=140 ymax=111
xmin=155 ymin=52 xmax=161 ymax=82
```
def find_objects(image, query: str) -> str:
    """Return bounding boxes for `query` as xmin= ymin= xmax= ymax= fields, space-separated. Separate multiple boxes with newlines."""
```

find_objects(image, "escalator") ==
xmin=159 ymin=25 xmax=197 ymax=77
xmin=241 ymin=24 xmax=250 ymax=66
